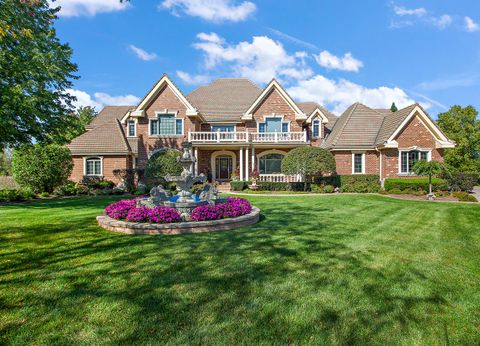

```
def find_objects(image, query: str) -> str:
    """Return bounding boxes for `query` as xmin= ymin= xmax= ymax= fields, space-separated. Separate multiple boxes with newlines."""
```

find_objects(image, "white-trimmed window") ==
xmin=352 ymin=153 xmax=365 ymax=174
xmin=127 ymin=120 xmax=136 ymax=137
xmin=312 ymin=119 xmax=321 ymax=138
xmin=85 ymin=157 xmax=102 ymax=176
xmin=400 ymin=150 xmax=430 ymax=174
xmin=259 ymin=153 xmax=284 ymax=174
xmin=258 ymin=117 xmax=289 ymax=133
xmin=150 ymin=113 xmax=183 ymax=136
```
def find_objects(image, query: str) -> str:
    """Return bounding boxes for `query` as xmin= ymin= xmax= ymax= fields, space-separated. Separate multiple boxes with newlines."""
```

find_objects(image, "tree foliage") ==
xmin=413 ymin=160 xmax=445 ymax=195
xmin=390 ymin=102 xmax=398 ymax=112
xmin=0 ymin=0 xmax=78 ymax=148
xmin=49 ymin=106 xmax=97 ymax=144
xmin=437 ymin=105 xmax=480 ymax=172
xmin=12 ymin=144 xmax=73 ymax=193
xmin=145 ymin=149 xmax=182 ymax=181
xmin=281 ymin=147 xmax=336 ymax=190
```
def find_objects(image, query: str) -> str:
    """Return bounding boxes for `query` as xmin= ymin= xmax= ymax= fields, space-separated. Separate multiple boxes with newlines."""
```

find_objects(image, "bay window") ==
xmin=400 ymin=150 xmax=430 ymax=174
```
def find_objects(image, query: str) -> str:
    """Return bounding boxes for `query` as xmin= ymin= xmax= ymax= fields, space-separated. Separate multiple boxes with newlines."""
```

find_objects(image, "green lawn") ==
xmin=0 ymin=195 xmax=479 ymax=345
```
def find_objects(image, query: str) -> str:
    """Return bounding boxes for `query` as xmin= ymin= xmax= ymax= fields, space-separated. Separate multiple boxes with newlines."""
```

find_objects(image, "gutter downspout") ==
xmin=375 ymin=147 xmax=384 ymax=189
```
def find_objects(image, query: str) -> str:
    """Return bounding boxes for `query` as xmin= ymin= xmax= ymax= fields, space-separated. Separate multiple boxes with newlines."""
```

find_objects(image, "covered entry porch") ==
xmin=192 ymin=145 xmax=301 ymax=182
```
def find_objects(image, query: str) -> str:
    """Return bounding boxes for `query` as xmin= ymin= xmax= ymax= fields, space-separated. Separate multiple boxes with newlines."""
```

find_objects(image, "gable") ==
xmin=242 ymin=79 xmax=306 ymax=120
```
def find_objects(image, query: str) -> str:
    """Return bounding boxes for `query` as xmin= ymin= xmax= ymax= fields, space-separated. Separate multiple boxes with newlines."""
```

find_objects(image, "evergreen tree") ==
xmin=390 ymin=102 xmax=398 ymax=112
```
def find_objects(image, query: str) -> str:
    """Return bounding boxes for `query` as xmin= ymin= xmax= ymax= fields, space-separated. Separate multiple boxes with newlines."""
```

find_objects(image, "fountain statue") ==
xmin=137 ymin=142 xmax=225 ymax=220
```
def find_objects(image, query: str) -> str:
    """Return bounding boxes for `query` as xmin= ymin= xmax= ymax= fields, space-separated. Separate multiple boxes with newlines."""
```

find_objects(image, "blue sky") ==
xmin=52 ymin=0 xmax=480 ymax=117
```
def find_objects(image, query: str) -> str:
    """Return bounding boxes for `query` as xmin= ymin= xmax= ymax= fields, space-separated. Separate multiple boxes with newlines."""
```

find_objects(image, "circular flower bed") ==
xmin=104 ymin=197 xmax=252 ymax=223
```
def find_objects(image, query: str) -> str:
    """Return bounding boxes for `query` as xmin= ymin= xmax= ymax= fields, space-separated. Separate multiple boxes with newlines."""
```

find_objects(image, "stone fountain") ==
xmin=137 ymin=142 xmax=225 ymax=220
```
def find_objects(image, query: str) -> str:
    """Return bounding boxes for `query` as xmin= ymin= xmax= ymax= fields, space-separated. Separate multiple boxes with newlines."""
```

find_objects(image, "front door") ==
xmin=216 ymin=156 xmax=232 ymax=180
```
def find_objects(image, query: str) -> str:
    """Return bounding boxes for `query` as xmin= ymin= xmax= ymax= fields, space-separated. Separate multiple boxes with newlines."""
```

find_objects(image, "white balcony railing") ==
xmin=188 ymin=131 xmax=248 ymax=143
xmin=188 ymin=131 xmax=307 ymax=144
xmin=258 ymin=174 xmax=300 ymax=182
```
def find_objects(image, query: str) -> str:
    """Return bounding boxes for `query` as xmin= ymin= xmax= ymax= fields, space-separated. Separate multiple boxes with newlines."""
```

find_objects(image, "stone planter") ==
xmin=97 ymin=206 xmax=260 ymax=235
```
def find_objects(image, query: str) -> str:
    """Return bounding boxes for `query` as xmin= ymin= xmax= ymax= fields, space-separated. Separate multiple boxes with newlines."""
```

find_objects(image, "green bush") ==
xmin=453 ymin=191 xmax=478 ymax=202
xmin=315 ymin=175 xmax=380 ymax=193
xmin=231 ymin=181 xmax=248 ymax=191
xmin=54 ymin=181 xmax=78 ymax=196
xmin=323 ymin=185 xmax=334 ymax=193
xmin=97 ymin=180 xmax=115 ymax=189
xmin=258 ymin=182 xmax=291 ymax=191
xmin=384 ymin=178 xmax=448 ymax=192
xmin=12 ymin=144 xmax=73 ymax=193
xmin=39 ymin=192 xmax=50 ymax=198
xmin=311 ymin=184 xmax=324 ymax=193
xmin=145 ymin=149 xmax=182 ymax=181
xmin=0 ymin=188 xmax=35 ymax=202
xmin=444 ymin=173 xmax=479 ymax=192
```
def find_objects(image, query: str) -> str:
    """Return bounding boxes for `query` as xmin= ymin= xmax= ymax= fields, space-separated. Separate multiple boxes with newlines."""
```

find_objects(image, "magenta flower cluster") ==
xmin=190 ymin=197 xmax=252 ymax=221
xmin=104 ymin=198 xmax=181 ymax=223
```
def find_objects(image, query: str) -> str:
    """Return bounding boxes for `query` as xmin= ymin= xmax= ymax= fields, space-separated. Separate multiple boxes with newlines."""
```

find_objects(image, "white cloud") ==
xmin=176 ymin=71 xmax=210 ymax=85
xmin=288 ymin=75 xmax=416 ymax=115
xmin=51 ymin=0 xmax=129 ymax=17
xmin=160 ymin=0 xmax=256 ymax=22
xmin=192 ymin=32 xmax=312 ymax=84
xmin=431 ymin=15 xmax=452 ymax=29
xmin=394 ymin=6 xmax=427 ymax=17
xmin=128 ymin=45 xmax=157 ymax=61
xmin=268 ymin=28 xmax=319 ymax=51
xmin=314 ymin=51 xmax=363 ymax=72
xmin=68 ymin=89 xmax=140 ymax=110
xmin=465 ymin=16 xmax=480 ymax=32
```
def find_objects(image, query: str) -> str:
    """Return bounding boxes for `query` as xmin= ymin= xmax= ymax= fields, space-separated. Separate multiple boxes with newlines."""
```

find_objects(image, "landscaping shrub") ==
xmin=54 ymin=181 xmax=78 ymax=196
xmin=231 ymin=181 xmax=248 ymax=191
xmin=315 ymin=174 xmax=380 ymax=193
xmin=112 ymin=169 xmax=144 ymax=193
xmin=384 ymin=178 xmax=448 ymax=192
xmin=12 ymin=144 xmax=73 ymax=193
xmin=0 ymin=188 xmax=35 ymax=202
xmin=453 ymin=191 xmax=478 ymax=202
xmin=258 ymin=182 xmax=291 ymax=191
xmin=387 ymin=188 xmax=403 ymax=194
xmin=311 ymin=184 xmax=324 ymax=193
xmin=444 ymin=173 xmax=479 ymax=192
xmin=145 ymin=149 xmax=182 ymax=181
xmin=323 ymin=185 xmax=334 ymax=193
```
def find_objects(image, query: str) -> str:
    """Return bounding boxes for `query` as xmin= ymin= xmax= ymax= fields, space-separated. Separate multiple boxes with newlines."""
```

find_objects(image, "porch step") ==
xmin=216 ymin=182 xmax=231 ymax=192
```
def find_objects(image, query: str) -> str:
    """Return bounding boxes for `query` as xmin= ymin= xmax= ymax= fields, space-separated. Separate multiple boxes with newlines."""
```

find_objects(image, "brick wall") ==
xmin=129 ymin=84 xmax=201 ymax=169
xmin=333 ymin=151 xmax=379 ymax=175
xmin=382 ymin=114 xmax=444 ymax=178
xmin=70 ymin=155 xmax=131 ymax=184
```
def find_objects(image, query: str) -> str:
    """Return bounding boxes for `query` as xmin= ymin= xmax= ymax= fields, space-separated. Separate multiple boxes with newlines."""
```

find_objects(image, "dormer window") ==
xmin=127 ymin=120 xmax=136 ymax=137
xmin=312 ymin=119 xmax=320 ymax=138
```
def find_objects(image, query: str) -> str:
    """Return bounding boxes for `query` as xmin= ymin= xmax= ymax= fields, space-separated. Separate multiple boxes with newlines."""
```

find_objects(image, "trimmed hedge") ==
xmin=230 ymin=181 xmax=249 ymax=191
xmin=384 ymin=178 xmax=448 ymax=192
xmin=0 ymin=188 xmax=35 ymax=202
xmin=313 ymin=174 xmax=380 ymax=193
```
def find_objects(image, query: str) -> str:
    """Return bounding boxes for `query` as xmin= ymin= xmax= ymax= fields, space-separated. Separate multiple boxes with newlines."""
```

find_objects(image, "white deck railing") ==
xmin=189 ymin=131 xmax=307 ymax=144
xmin=188 ymin=131 xmax=248 ymax=143
xmin=258 ymin=174 xmax=300 ymax=182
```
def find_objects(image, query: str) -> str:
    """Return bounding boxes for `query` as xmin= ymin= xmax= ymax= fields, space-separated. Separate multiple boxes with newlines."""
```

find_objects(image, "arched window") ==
xmin=85 ymin=157 xmax=102 ymax=176
xmin=259 ymin=153 xmax=284 ymax=174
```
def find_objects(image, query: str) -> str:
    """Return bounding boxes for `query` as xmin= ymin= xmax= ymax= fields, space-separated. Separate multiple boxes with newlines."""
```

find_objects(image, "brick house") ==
xmin=67 ymin=74 xmax=455 ymax=185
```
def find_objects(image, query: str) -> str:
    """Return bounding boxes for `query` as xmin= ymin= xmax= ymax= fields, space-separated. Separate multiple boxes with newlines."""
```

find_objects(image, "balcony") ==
xmin=188 ymin=131 xmax=308 ymax=144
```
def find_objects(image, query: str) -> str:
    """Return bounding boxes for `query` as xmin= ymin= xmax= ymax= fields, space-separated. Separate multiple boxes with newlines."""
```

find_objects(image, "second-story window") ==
xmin=259 ymin=117 xmax=289 ymax=132
xmin=211 ymin=125 xmax=235 ymax=132
xmin=150 ymin=114 xmax=183 ymax=136
xmin=312 ymin=119 xmax=320 ymax=138
xmin=127 ymin=120 xmax=136 ymax=137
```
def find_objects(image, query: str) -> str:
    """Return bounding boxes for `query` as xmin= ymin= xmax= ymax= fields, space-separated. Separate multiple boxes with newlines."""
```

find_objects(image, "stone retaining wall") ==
xmin=97 ymin=207 xmax=260 ymax=235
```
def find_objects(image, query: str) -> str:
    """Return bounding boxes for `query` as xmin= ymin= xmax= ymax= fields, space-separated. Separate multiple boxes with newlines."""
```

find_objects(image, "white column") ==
xmin=239 ymin=148 xmax=244 ymax=181
xmin=194 ymin=147 xmax=199 ymax=176
xmin=245 ymin=147 xmax=249 ymax=181
xmin=251 ymin=146 xmax=255 ymax=171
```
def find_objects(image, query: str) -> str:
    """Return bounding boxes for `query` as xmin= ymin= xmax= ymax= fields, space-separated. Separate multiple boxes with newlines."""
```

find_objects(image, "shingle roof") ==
xmin=297 ymin=102 xmax=337 ymax=129
xmin=67 ymin=119 xmax=131 ymax=155
xmin=322 ymin=103 xmax=428 ymax=149
xmin=187 ymin=78 xmax=262 ymax=122
xmin=375 ymin=104 xmax=417 ymax=145
xmin=88 ymin=106 xmax=134 ymax=128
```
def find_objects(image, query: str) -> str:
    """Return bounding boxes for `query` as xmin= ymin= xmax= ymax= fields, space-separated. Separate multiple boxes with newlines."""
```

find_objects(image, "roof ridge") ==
xmin=115 ymin=119 xmax=131 ymax=152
